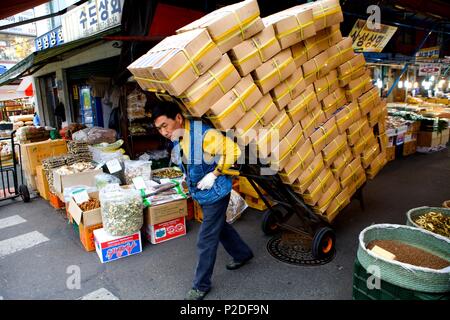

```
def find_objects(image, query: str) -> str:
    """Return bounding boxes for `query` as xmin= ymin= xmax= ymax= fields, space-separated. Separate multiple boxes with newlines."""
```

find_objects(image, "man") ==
xmin=152 ymin=101 xmax=254 ymax=300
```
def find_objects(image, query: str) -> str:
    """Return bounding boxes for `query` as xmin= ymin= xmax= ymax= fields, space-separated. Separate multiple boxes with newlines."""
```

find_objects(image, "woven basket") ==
xmin=406 ymin=206 xmax=450 ymax=237
xmin=357 ymin=224 xmax=450 ymax=293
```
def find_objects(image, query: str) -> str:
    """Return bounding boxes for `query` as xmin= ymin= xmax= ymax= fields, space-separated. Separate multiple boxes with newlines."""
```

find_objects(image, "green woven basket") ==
xmin=406 ymin=206 xmax=450 ymax=237
xmin=357 ymin=224 xmax=450 ymax=293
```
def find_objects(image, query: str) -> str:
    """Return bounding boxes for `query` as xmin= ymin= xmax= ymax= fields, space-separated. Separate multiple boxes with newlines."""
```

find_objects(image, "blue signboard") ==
xmin=35 ymin=26 xmax=64 ymax=52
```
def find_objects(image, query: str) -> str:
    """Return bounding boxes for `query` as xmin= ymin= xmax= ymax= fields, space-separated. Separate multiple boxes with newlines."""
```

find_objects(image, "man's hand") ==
xmin=197 ymin=172 xmax=218 ymax=190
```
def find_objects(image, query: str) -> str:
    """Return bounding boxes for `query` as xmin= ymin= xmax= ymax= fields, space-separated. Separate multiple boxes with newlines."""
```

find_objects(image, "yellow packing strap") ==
xmin=299 ymin=160 xmax=324 ymax=190
xmin=208 ymin=85 xmax=257 ymax=122
xmin=324 ymin=91 xmax=345 ymax=112
xmin=347 ymin=77 xmax=370 ymax=95
xmin=208 ymin=69 xmax=227 ymax=94
xmin=314 ymin=3 xmax=342 ymax=24
xmin=336 ymin=104 xmax=354 ymax=127
xmin=276 ymin=15 xmax=314 ymax=41
xmin=341 ymin=162 xmax=358 ymax=186
xmin=324 ymin=138 xmax=346 ymax=162
xmin=254 ymin=56 xmax=294 ymax=87
xmin=331 ymin=154 xmax=348 ymax=174
xmin=312 ymin=125 xmax=328 ymax=150
xmin=317 ymin=180 xmax=340 ymax=210
xmin=362 ymin=144 xmax=379 ymax=163
xmin=288 ymin=90 xmax=315 ymax=117
xmin=233 ymin=37 xmax=278 ymax=65
xmin=286 ymin=74 xmax=304 ymax=98
xmin=304 ymin=56 xmax=325 ymax=81
xmin=259 ymin=113 xmax=290 ymax=146
xmin=359 ymin=90 xmax=378 ymax=109
xmin=278 ymin=133 xmax=305 ymax=162
xmin=213 ymin=11 xmax=261 ymax=46
xmin=237 ymin=98 xmax=274 ymax=137
xmin=279 ymin=147 xmax=314 ymax=177
xmin=327 ymin=46 xmax=353 ymax=66
xmin=338 ymin=58 xmax=365 ymax=82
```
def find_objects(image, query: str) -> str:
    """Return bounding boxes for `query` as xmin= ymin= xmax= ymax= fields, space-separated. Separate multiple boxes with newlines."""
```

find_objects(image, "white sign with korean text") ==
xmin=418 ymin=63 xmax=441 ymax=76
xmin=0 ymin=9 xmax=37 ymax=37
xmin=62 ymin=0 xmax=124 ymax=43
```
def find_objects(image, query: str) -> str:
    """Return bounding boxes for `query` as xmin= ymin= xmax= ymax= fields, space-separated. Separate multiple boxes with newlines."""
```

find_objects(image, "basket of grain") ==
xmin=357 ymin=224 xmax=450 ymax=293
xmin=443 ymin=200 xmax=450 ymax=208
xmin=406 ymin=206 xmax=450 ymax=238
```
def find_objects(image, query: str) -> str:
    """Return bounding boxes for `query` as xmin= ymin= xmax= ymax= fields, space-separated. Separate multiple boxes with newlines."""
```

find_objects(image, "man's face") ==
xmin=154 ymin=114 xmax=184 ymax=141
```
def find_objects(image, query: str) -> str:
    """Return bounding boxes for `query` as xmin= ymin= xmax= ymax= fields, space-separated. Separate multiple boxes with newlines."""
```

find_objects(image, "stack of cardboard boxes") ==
xmin=128 ymin=0 xmax=388 ymax=223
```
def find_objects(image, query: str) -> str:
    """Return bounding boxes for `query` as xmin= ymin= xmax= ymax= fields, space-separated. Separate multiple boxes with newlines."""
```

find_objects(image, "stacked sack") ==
xmin=128 ymin=0 xmax=388 ymax=223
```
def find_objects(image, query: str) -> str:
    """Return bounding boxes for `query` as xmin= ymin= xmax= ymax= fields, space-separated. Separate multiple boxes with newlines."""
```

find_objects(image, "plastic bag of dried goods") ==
xmin=226 ymin=189 xmax=248 ymax=224
xmin=124 ymin=160 xmax=152 ymax=185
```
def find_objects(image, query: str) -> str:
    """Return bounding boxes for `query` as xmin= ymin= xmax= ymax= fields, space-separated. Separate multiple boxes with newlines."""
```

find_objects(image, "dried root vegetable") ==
xmin=414 ymin=211 xmax=450 ymax=238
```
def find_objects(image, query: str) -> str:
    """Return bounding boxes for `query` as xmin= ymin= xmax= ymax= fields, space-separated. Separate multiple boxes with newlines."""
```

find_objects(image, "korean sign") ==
xmin=0 ymin=9 xmax=36 ymax=37
xmin=418 ymin=63 xmax=441 ymax=76
xmin=349 ymin=19 xmax=397 ymax=52
xmin=62 ymin=0 xmax=124 ymax=43
xmin=35 ymin=26 xmax=64 ymax=52
xmin=415 ymin=47 xmax=440 ymax=61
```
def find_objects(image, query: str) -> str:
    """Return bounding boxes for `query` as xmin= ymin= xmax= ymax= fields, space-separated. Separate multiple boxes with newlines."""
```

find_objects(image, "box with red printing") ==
xmin=94 ymin=229 xmax=142 ymax=263
xmin=146 ymin=217 xmax=187 ymax=245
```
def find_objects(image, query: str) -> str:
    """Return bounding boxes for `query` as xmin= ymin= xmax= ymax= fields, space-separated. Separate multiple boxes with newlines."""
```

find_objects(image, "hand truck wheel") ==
xmin=261 ymin=207 xmax=283 ymax=235
xmin=312 ymin=227 xmax=335 ymax=259
xmin=19 ymin=184 xmax=30 ymax=203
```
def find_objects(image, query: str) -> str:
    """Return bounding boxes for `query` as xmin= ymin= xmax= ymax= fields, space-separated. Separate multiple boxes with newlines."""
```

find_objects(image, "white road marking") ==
xmin=0 ymin=215 xmax=26 ymax=230
xmin=80 ymin=288 xmax=119 ymax=300
xmin=0 ymin=231 xmax=49 ymax=258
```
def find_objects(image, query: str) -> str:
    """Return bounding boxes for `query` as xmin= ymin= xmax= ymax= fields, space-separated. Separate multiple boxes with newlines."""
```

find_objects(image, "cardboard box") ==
xmin=177 ymin=0 xmax=264 ymax=53
xmin=366 ymin=150 xmax=387 ymax=179
xmin=128 ymin=29 xmax=222 ymax=95
xmin=291 ymin=41 xmax=308 ymax=69
xmin=252 ymin=49 xmax=296 ymax=94
xmin=303 ymin=0 xmax=343 ymax=32
xmin=357 ymin=87 xmax=381 ymax=116
xmin=417 ymin=131 xmax=441 ymax=147
xmin=300 ymin=108 xmax=327 ymax=138
xmin=292 ymin=152 xmax=325 ymax=193
xmin=309 ymin=25 xmax=342 ymax=58
xmin=326 ymin=37 xmax=354 ymax=70
xmin=271 ymin=68 xmax=306 ymax=109
xmin=303 ymin=168 xmax=335 ymax=206
xmin=286 ymin=84 xmax=319 ymax=123
xmin=351 ymin=130 xmax=377 ymax=157
xmin=321 ymin=87 xmax=348 ymax=118
xmin=322 ymin=133 xmax=348 ymax=166
xmin=337 ymin=53 xmax=366 ymax=87
xmin=377 ymin=132 xmax=388 ymax=153
xmin=386 ymin=145 xmax=395 ymax=162
xmin=271 ymin=123 xmax=306 ymax=171
xmin=94 ymin=229 xmax=142 ymax=263
xmin=256 ymin=109 xmax=293 ymax=158
xmin=345 ymin=70 xmax=373 ymax=101
xmin=402 ymin=140 xmax=417 ymax=157
xmin=330 ymin=146 xmax=352 ymax=180
xmin=21 ymin=139 xmax=67 ymax=176
xmin=229 ymin=24 xmax=281 ymax=76
xmin=334 ymin=101 xmax=361 ymax=134
xmin=67 ymin=191 xmax=102 ymax=228
xmin=35 ymin=165 xmax=50 ymax=200
xmin=339 ymin=157 xmax=364 ymax=190
xmin=313 ymin=177 xmax=340 ymax=213
xmin=313 ymin=69 xmax=339 ymax=102
xmin=146 ymin=217 xmax=186 ymax=244
xmin=347 ymin=117 xmax=371 ymax=146
xmin=302 ymin=50 xmax=330 ymax=86
xmin=263 ymin=6 xmax=315 ymax=49
xmin=53 ymin=169 xmax=103 ymax=195
xmin=368 ymin=102 xmax=384 ymax=128
xmin=79 ymin=222 xmax=103 ymax=252
xmin=208 ymin=75 xmax=263 ymax=130
xmin=361 ymin=142 xmax=380 ymax=169
xmin=318 ymin=185 xmax=350 ymax=222
xmin=144 ymin=198 xmax=187 ymax=226
xmin=279 ymin=138 xmax=315 ymax=184
xmin=310 ymin=117 xmax=339 ymax=154
xmin=180 ymin=54 xmax=241 ymax=117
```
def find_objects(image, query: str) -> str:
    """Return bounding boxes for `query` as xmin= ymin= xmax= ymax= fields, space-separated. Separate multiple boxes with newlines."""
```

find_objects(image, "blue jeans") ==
xmin=193 ymin=193 xmax=253 ymax=292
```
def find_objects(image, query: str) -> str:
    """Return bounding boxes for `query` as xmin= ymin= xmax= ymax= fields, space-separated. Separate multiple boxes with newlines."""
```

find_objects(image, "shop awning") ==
xmin=16 ymin=76 xmax=33 ymax=96
xmin=0 ymin=26 xmax=121 ymax=86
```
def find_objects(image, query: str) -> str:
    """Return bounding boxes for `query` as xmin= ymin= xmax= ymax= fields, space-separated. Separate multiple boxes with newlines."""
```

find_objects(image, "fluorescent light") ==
xmin=376 ymin=79 xmax=382 ymax=89
xmin=430 ymin=75 xmax=435 ymax=81
xmin=413 ymin=82 xmax=419 ymax=88
xmin=398 ymin=80 xmax=403 ymax=88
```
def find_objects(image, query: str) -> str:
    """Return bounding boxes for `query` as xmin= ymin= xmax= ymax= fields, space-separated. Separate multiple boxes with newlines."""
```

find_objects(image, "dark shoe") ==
xmin=185 ymin=288 xmax=208 ymax=300
xmin=226 ymin=255 xmax=253 ymax=270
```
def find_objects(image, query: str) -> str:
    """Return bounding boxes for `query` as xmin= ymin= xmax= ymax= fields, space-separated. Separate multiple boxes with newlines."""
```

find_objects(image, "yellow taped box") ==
xmin=337 ymin=53 xmax=366 ymax=87
xmin=303 ymin=168 xmax=335 ymax=206
xmin=302 ymin=25 xmax=341 ymax=61
xmin=271 ymin=68 xmax=306 ymax=110
xmin=177 ymin=0 xmax=264 ymax=54
xmin=361 ymin=141 xmax=381 ymax=169
xmin=291 ymin=41 xmax=308 ymax=69
xmin=262 ymin=6 xmax=316 ymax=49
xmin=208 ymin=75 xmax=263 ymax=130
xmin=330 ymin=146 xmax=352 ymax=180
xmin=321 ymin=87 xmax=348 ymax=118
xmin=271 ymin=122 xmax=306 ymax=171
xmin=339 ymin=157 xmax=365 ymax=190
xmin=291 ymin=152 xmax=325 ymax=194
xmin=179 ymin=54 xmax=241 ymax=117
xmin=313 ymin=69 xmax=339 ymax=102
xmin=256 ymin=109 xmax=293 ymax=159
xmin=128 ymin=29 xmax=222 ymax=95
xmin=321 ymin=133 xmax=348 ymax=166
xmin=238 ymin=176 xmax=267 ymax=198
xmin=300 ymin=107 xmax=327 ymax=138
xmin=313 ymin=176 xmax=341 ymax=213
xmin=252 ymin=49 xmax=296 ymax=94
xmin=368 ymin=101 xmax=385 ymax=128
xmin=366 ymin=150 xmax=387 ymax=179
xmin=345 ymin=70 xmax=373 ymax=102
xmin=302 ymin=50 xmax=330 ymax=86
xmin=303 ymin=0 xmax=343 ymax=32
xmin=346 ymin=117 xmax=371 ymax=146
xmin=317 ymin=185 xmax=350 ymax=222
xmin=326 ymin=37 xmax=354 ymax=70
xmin=334 ymin=101 xmax=362 ymax=134
xmin=309 ymin=117 xmax=339 ymax=155
xmin=286 ymin=83 xmax=320 ymax=124
xmin=279 ymin=138 xmax=315 ymax=184
xmin=35 ymin=165 xmax=50 ymax=200
xmin=351 ymin=130 xmax=377 ymax=158
xmin=358 ymin=87 xmax=381 ymax=116
xmin=228 ymin=24 xmax=281 ymax=76
xmin=21 ymin=139 xmax=68 ymax=176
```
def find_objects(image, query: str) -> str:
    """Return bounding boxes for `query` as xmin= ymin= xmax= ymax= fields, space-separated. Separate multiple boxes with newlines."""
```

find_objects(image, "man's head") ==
xmin=152 ymin=101 xmax=184 ymax=141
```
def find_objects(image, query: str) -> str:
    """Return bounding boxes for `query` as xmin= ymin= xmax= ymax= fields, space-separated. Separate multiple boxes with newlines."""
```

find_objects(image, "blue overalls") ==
xmin=173 ymin=120 xmax=253 ymax=292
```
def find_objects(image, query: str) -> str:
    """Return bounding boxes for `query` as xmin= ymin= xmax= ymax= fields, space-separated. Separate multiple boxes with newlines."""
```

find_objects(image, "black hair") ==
xmin=151 ymin=100 xmax=183 ymax=123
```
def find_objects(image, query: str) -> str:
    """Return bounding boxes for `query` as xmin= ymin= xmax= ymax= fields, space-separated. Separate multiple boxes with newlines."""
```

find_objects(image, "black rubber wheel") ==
xmin=261 ymin=207 xmax=284 ymax=235
xmin=311 ymin=227 xmax=335 ymax=259
xmin=19 ymin=184 xmax=30 ymax=203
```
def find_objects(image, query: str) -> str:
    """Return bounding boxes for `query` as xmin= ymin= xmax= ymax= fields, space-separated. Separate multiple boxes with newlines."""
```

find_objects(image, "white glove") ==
xmin=197 ymin=172 xmax=218 ymax=190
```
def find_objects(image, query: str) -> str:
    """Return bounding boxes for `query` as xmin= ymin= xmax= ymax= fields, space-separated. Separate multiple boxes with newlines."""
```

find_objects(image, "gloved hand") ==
xmin=197 ymin=172 xmax=218 ymax=190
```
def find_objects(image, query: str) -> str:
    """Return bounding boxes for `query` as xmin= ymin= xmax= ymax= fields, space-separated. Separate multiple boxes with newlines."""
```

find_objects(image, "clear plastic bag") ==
xmin=63 ymin=185 xmax=98 ymax=203
xmin=95 ymin=173 xmax=122 ymax=190
xmin=226 ymin=190 xmax=248 ymax=224
xmin=124 ymin=160 xmax=152 ymax=185
xmin=99 ymin=185 xmax=143 ymax=236
xmin=73 ymin=127 xmax=116 ymax=144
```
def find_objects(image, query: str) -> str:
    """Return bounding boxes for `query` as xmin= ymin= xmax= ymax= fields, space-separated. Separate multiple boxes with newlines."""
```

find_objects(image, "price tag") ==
xmin=132 ymin=176 xmax=147 ymax=190
xmin=72 ymin=189 xmax=89 ymax=204
xmin=106 ymin=159 xmax=122 ymax=173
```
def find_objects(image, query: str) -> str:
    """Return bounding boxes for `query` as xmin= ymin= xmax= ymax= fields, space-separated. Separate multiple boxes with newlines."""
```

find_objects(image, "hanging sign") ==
xmin=415 ymin=46 xmax=440 ymax=61
xmin=35 ymin=26 xmax=64 ymax=52
xmin=418 ymin=63 xmax=441 ymax=76
xmin=349 ymin=19 xmax=397 ymax=52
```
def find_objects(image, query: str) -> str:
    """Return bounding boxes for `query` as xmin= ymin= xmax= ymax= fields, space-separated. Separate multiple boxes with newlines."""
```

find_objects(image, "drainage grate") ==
xmin=266 ymin=232 xmax=335 ymax=266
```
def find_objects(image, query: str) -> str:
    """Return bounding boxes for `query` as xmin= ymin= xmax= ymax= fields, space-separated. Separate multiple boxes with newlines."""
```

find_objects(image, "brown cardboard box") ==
xmin=367 ymin=150 xmax=387 ymax=179
xmin=334 ymin=101 xmax=361 ymax=134
xmin=348 ymin=168 xmax=366 ymax=197
xmin=177 ymin=0 xmax=264 ymax=53
xmin=313 ymin=69 xmax=339 ymax=102
xmin=256 ymin=109 xmax=293 ymax=158
xmin=318 ymin=185 xmax=349 ymax=222
xmin=303 ymin=168 xmax=335 ymax=206
xmin=377 ymin=132 xmax=388 ymax=153
xmin=68 ymin=191 xmax=102 ymax=228
xmin=326 ymin=37 xmax=354 ymax=70
xmin=321 ymin=87 xmax=347 ymax=118
xmin=361 ymin=142 xmax=380 ymax=169
xmin=330 ymin=146 xmax=352 ymax=179
xmin=300 ymin=107 xmax=327 ymax=138
xmin=403 ymin=139 xmax=416 ymax=156
xmin=252 ymin=49 xmax=296 ymax=94
xmin=345 ymin=70 xmax=373 ymax=101
xmin=208 ymin=75 xmax=263 ymax=130
xmin=286 ymin=84 xmax=319 ymax=123
xmin=310 ymin=117 xmax=339 ymax=154
xmin=313 ymin=175 xmax=340 ymax=212
xmin=79 ymin=222 xmax=103 ymax=252
xmin=337 ymin=53 xmax=366 ymax=87
xmin=53 ymin=169 xmax=103 ymax=194
xmin=271 ymin=123 xmax=306 ymax=171
xmin=339 ymin=157 xmax=364 ymax=189
xmin=144 ymin=199 xmax=188 ymax=226
xmin=271 ymin=68 xmax=306 ymax=109
xmin=301 ymin=25 xmax=341 ymax=62
xmin=321 ymin=133 xmax=348 ymax=166
xmin=386 ymin=145 xmax=395 ymax=162
xmin=263 ymin=6 xmax=316 ymax=49
xmin=279 ymin=138 xmax=315 ymax=184
xmin=291 ymin=41 xmax=308 ymax=69
xmin=368 ymin=102 xmax=384 ymax=128
xmin=180 ymin=54 xmax=241 ymax=117
xmin=229 ymin=24 xmax=281 ymax=76
xmin=358 ymin=87 xmax=381 ymax=116
xmin=347 ymin=117 xmax=371 ymax=146
xmin=35 ymin=165 xmax=50 ymax=200
xmin=351 ymin=130 xmax=377 ymax=157
xmin=21 ymin=139 xmax=67 ymax=176
xmin=292 ymin=152 xmax=325 ymax=193
xmin=302 ymin=50 xmax=330 ymax=86
xmin=303 ymin=0 xmax=343 ymax=32
xmin=128 ymin=29 xmax=222 ymax=95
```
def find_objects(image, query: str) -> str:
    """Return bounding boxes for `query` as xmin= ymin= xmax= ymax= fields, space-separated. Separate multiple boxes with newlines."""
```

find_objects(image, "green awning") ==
xmin=0 ymin=26 xmax=121 ymax=85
